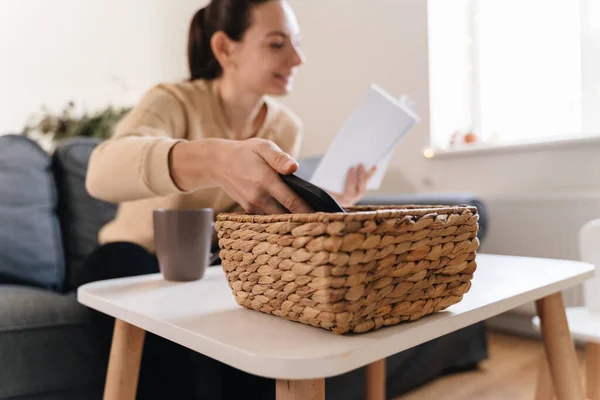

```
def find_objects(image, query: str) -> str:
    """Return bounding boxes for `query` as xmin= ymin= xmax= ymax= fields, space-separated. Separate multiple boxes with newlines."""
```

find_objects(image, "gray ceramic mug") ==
xmin=153 ymin=208 xmax=214 ymax=282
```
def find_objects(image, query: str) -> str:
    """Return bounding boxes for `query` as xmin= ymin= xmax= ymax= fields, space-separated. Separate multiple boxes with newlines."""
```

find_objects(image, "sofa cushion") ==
xmin=0 ymin=134 xmax=65 ymax=290
xmin=0 ymin=285 xmax=106 ymax=399
xmin=52 ymin=138 xmax=117 ymax=291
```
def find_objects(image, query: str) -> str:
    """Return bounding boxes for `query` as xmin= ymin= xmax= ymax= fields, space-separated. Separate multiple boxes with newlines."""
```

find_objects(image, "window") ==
xmin=428 ymin=0 xmax=600 ymax=150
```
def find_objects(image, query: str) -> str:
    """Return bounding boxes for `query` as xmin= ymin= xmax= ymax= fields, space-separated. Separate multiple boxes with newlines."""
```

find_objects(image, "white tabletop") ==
xmin=77 ymin=254 xmax=594 ymax=380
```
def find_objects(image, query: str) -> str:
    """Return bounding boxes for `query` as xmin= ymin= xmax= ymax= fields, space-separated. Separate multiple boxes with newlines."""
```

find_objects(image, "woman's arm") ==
xmin=85 ymin=86 xmax=191 ymax=203
xmin=86 ymin=86 xmax=313 ymax=214
xmin=169 ymin=137 xmax=313 ymax=214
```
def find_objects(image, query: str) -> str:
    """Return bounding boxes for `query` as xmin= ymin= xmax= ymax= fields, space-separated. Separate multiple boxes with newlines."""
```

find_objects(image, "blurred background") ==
xmin=2 ymin=0 xmax=600 ymax=333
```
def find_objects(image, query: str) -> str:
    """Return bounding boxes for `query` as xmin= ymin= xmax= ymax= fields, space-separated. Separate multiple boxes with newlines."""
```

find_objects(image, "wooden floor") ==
xmin=396 ymin=330 xmax=586 ymax=400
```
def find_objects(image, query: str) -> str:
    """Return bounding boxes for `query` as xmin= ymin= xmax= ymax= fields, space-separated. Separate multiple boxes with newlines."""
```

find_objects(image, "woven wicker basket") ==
xmin=215 ymin=205 xmax=480 ymax=334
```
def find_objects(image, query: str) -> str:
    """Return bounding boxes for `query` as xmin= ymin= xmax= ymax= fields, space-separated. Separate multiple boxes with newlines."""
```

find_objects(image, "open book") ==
xmin=309 ymin=84 xmax=420 ymax=194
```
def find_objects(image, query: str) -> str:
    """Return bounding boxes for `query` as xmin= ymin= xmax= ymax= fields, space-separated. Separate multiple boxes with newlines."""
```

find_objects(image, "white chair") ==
xmin=533 ymin=218 xmax=600 ymax=399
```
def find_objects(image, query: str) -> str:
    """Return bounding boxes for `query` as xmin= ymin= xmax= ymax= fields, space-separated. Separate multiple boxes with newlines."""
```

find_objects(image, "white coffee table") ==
xmin=77 ymin=254 xmax=594 ymax=400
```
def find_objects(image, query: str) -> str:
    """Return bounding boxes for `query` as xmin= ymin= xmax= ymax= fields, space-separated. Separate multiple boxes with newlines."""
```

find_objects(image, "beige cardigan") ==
xmin=86 ymin=79 xmax=302 ymax=252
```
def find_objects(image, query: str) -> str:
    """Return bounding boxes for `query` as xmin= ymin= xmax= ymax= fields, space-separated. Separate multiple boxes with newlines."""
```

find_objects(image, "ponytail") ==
xmin=188 ymin=7 xmax=221 ymax=80
xmin=187 ymin=0 xmax=274 ymax=81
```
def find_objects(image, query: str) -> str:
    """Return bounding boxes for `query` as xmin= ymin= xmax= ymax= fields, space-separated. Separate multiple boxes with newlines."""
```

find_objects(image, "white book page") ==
xmin=309 ymin=84 xmax=419 ymax=194
xmin=366 ymin=147 xmax=394 ymax=191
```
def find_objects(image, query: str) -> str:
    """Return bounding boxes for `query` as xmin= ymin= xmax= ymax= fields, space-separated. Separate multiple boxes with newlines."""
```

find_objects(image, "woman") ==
xmin=85 ymin=0 xmax=375 ymax=273
xmin=83 ymin=0 xmax=375 ymax=398
xmin=86 ymin=0 xmax=374 ymax=236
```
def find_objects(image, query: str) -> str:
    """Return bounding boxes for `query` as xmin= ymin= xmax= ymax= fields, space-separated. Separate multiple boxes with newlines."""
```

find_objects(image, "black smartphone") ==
xmin=279 ymin=173 xmax=346 ymax=213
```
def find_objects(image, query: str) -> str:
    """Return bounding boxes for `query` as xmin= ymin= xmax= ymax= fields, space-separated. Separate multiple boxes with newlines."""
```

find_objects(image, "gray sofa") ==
xmin=0 ymin=135 xmax=119 ymax=400
xmin=0 ymin=134 xmax=488 ymax=399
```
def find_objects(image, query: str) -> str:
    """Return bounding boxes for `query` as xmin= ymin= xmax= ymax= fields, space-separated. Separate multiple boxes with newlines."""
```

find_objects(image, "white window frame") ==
xmin=427 ymin=0 xmax=600 ymax=157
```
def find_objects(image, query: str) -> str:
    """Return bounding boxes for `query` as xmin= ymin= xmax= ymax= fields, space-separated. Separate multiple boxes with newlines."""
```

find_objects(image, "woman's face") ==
xmin=226 ymin=0 xmax=304 ymax=96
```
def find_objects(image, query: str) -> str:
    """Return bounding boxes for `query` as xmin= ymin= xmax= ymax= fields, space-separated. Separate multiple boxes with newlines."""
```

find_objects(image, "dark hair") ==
xmin=188 ymin=0 xmax=274 ymax=80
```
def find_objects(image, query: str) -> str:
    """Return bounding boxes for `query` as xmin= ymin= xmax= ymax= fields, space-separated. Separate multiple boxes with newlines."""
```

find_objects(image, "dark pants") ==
xmin=80 ymin=242 xmax=488 ymax=400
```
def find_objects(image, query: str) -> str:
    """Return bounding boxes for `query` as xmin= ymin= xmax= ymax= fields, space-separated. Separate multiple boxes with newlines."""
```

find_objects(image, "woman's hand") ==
xmin=170 ymin=138 xmax=314 ymax=215
xmin=330 ymin=164 xmax=377 ymax=207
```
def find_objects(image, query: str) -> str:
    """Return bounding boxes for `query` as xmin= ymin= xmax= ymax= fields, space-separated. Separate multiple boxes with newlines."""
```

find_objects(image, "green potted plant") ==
xmin=23 ymin=101 xmax=131 ymax=151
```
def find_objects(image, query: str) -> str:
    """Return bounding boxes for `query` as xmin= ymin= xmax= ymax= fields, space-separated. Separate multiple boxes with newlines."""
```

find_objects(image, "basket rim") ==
xmin=216 ymin=204 xmax=478 ymax=223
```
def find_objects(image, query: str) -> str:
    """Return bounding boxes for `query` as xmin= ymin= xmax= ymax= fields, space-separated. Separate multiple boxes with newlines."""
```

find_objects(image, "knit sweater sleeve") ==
xmin=85 ymin=85 xmax=190 ymax=203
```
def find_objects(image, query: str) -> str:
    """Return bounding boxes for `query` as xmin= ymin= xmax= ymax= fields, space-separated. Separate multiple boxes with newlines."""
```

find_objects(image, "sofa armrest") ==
xmin=52 ymin=137 xmax=118 ymax=291
xmin=358 ymin=192 xmax=488 ymax=244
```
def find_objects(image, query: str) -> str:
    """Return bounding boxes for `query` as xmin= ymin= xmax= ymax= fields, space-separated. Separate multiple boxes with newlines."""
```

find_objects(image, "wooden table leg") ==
xmin=534 ymin=352 xmax=554 ymax=400
xmin=536 ymin=293 xmax=585 ymax=400
xmin=587 ymin=342 xmax=600 ymax=400
xmin=276 ymin=379 xmax=325 ymax=400
xmin=366 ymin=359 xmax=386 ymax=400
xmin=103 ymin=319 xmax=146 ymax=400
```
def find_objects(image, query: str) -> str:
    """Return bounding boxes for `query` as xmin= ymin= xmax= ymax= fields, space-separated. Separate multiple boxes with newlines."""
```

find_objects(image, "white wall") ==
xmin=581 ymin=0 xmax=600 ymax=134
xmin=429 ymin=142 xmax=600 ymax=195
xmin=0 ymin=0 xmax=430 ymax=194
xmin=0 ymin=0 xmax=203 ymax=133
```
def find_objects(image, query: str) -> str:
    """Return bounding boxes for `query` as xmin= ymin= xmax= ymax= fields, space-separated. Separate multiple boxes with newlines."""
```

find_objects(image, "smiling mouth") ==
xmin=273 ymin=73 xmax=292 ymax=82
